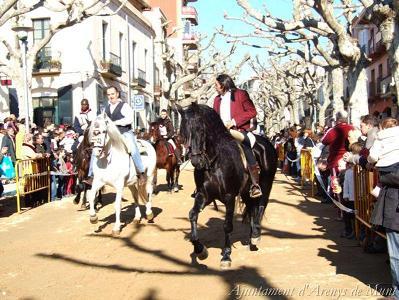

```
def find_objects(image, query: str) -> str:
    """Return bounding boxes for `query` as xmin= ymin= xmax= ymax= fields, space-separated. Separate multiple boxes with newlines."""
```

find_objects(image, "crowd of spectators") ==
xmin=271 ymin=111 xmax=399 ymax=298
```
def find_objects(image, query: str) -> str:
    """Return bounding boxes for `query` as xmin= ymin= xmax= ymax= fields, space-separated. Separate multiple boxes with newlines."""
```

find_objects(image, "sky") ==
xmin=192 ymin=0 xmax=293 ymax=83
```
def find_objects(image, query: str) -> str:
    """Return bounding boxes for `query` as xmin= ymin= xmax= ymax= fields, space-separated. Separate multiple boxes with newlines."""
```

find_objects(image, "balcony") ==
xmin=182 ymin=32 xmax=199 ymax=49
xmin=182 ymin=6 xmax=198 ymax=25
xmin=369 ymin=81 xmax=376 ymax=98
xmin=367 ymin=31 xmax=385 ymax=58
xmin=380 ymin=75 xmax=394 ymax=96
xmin=132 ymin=69 xmax=146 ymax=88
xmin=100 ymin=53 xmax=122 ymax=77
xmin=32 ymin=47 xmax=62 ymax=76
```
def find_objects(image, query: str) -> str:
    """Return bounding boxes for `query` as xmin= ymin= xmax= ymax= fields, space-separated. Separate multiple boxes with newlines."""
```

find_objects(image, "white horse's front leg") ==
xmin=88 ymin=179 xmax=102 ymax=224
xmin=145 ymin=175 xmax=154 ymax=220
xmin=113 ymin=183 xmax=124 ymax=236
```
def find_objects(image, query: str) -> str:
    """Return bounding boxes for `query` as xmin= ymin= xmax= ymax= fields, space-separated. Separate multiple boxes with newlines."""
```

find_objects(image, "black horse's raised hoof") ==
xmin=197 ymin=246 xmax=208 ymax=260
xmin=90 ymin=215 xmax=98 ymax=224
xmin=220 ymin=259 xmax=232 ymax=269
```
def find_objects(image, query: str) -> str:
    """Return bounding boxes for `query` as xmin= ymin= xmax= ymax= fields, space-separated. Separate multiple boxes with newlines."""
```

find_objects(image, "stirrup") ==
xmin=250 ymin=184 xmax=262 ymax=198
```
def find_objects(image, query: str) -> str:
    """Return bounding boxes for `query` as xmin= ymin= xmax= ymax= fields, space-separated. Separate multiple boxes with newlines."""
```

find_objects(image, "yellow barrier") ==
xmin=15 ymin=157 xmax=51 ymax=213
xmin=353 ymin=165 xmax=385 ymax=239
xmin=300 ymin=149 xmax=315 ymax=196
xmin=277 ymin=144 xmax=285 ymax=162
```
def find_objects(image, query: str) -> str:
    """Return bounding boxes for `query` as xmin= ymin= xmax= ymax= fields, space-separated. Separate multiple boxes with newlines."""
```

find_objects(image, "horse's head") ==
xmin=90 ymin=113 xmax=111 ymax=157
xmin=178 ymin=103 xmax=211 ymax=170
xmin=148 ymin=122 xmax=161 ymax=144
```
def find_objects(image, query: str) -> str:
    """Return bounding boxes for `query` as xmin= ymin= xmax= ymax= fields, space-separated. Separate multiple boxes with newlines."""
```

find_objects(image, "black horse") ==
xmin=178 ymin=103 xmax=277 ymax=268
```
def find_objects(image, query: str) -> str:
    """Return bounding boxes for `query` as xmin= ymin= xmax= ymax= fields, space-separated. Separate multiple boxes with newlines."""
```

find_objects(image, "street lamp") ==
xmin=12 ymin=25 xmax=33 ymax=132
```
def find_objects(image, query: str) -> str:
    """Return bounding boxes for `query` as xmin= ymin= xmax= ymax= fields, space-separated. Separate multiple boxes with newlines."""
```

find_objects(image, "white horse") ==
xmin=87 ymin=113 xmax=156 ymax=235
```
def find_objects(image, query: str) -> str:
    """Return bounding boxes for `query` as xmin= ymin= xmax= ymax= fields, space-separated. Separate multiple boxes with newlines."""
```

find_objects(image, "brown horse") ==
xmin=73 ymin=128 xmax=102 ymax=209
xmin=148 ymin=121 xmax=181 ymax=193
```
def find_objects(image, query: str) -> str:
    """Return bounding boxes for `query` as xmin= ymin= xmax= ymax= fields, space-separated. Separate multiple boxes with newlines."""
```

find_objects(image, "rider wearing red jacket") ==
xmin=213 ymin=74 xmax=261 ymax=198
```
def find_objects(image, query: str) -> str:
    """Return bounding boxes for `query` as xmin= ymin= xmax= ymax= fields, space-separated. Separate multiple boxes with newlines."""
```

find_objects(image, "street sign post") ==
xmin=133 ymin=95 xmax=145 ymax=110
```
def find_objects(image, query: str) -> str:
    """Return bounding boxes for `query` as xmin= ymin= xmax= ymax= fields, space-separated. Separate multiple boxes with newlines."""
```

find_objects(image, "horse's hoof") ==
xmin=220 ymin=260 xmax=232 ymax=269
xmin=73 ymin=198 xmax=79 ymax=205
xmin=112 ymin=229 xmax=120 ymax=237
xmin=174 ymin=187 xmax=179 ymax=193
xmin=146 ymin=212 xmax=154 ymax=221
xmin=90 ymin=215 xmax=98 ymax=224
xmin=81 ymin=203 xmax=87 ymax=210
xmin=251 ymin=236 xmax=261 ymax=245
xmin=133 ymin=219 xmax=141 ymax=225
xmin=197 ymin=246 xmax=208 ymax=260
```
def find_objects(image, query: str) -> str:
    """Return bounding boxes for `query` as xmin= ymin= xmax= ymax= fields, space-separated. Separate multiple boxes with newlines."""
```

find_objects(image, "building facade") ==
xmin=0 ymin=0 xmax=158 ymax=129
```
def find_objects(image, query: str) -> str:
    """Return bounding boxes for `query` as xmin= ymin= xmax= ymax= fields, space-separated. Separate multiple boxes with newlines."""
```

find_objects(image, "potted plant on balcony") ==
xmin=49 ymin=59 xmax=62 ymax=70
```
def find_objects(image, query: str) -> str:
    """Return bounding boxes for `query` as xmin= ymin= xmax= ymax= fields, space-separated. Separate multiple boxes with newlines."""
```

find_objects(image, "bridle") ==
xmin=91 ymin=120 xmax=109 ymax=157
xmin=186 ymin=131 xmax=216 ymax=170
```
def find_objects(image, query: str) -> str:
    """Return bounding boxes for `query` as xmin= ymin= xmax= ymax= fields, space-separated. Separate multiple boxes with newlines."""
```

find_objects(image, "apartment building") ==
xmin=0 ymin=0 xmax=156 ymax=129
xmin=353 ymin=13 xmax=396 ymax=119
xmin=147 ymin=0 xmax=199 ymax=125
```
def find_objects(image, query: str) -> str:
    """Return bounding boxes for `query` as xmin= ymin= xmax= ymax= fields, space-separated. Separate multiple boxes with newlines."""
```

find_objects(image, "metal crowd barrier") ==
xmin=353 ymin=165 xmax=385 ymax=239
xmin=300 ymin=149 xmax=315 ymax=196
xmin=15 ymin=157 xmax=51 ymax=213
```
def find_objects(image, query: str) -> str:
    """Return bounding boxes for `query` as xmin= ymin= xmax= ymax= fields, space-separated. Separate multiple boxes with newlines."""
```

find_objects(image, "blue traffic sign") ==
xmin=133 ymin=95 xmax=145 ymax=110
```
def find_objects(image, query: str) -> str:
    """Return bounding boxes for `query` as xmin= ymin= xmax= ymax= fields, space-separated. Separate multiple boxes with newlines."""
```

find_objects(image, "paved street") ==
xmin=0 ymin=166 xmax=392 ymax=300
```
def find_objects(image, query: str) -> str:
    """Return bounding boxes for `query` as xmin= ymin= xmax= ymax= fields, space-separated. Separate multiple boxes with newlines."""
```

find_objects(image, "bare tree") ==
xmin=221 ymin=0 xmax=377 ymax=126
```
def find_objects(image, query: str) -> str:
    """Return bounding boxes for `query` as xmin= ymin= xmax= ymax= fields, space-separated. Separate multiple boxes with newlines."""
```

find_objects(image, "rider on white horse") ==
xmin=157 ymin=109 xmax=183 ymax=165
xmin=86 ymin=86 xmax=147 ymax=186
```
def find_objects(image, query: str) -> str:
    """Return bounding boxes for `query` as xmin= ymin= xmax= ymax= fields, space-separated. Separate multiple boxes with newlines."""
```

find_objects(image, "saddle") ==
xmin=121 ymin=136 xmax=147 ymax=155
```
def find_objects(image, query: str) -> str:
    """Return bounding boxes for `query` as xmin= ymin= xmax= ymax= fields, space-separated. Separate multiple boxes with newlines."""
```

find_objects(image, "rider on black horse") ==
xmin=213 ymin=74 xmax=262 ymax=198
xmin=157 ymin=109 xmax=183 ymax=165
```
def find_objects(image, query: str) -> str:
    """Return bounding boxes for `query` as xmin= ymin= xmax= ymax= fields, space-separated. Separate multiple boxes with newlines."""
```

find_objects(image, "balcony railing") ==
xmin=131 ymin=69 xmax=146 ymax=88
xmin=182 ymin=6 xmax=198 ymax=25
xmin=380 ymin=75 xmax=394 ymax=95
xmin=367 ymin=31 xmax=385 ymax=56
xmin=33 ymin=47 xmax=62 ymax=75
xmin=369 ymin=81 xmax=376 ymax=97
xmin=100 ymin=52 xmax=122 ymax=77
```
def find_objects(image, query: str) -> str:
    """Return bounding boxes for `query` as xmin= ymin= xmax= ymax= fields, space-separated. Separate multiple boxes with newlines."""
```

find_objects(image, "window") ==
xmin=57 ymin=85 xmax=73 ymax=125
xmin=119 ymin=33 xmax=123 ymax=67
xmin=96 ymin=84 xmax=106 ymax=114
xmin=144 ymin=49 xmax=148 ymax=74
xmin=33 ymin=18 xmax=50 ymax=43
xmin=102 ymin=22 xmax=108 ymax=60
xmin=154 ymin=67 xmax=159 ymax=86
xmin=131 ymin=42 xmax=136 ymax=79
xmin=33 ymin=18 xmax=51 ymax=68
xmin=378 ymin=64 xmax=383 ymax=79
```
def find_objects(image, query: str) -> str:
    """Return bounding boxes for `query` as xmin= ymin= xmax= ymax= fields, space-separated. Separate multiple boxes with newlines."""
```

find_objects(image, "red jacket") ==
xmin=213 ymin=89 xmax=257 ymax=132
xmin=321 ymin=122 xmax=354 ymax=169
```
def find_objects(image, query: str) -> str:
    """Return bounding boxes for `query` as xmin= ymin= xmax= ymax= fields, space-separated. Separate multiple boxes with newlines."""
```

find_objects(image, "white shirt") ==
xmin=219 ymin=91 xmax=231 ymax=125
xmin=77 ymin=109 xmax=96 ymax=131
xmin=108 ymin=99 xmax=134 ymax=127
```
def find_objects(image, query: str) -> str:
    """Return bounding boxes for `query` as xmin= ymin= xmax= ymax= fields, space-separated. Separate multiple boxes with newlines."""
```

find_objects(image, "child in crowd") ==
xmin=341 ymin=142 xmax=363 ymax=239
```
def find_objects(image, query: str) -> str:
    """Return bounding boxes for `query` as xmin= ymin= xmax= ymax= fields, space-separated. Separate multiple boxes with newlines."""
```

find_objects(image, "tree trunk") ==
xmin=347 ymin=62 xmax=369 ymax=127
xmin=331 ymin=67 xmax=344 ymax=117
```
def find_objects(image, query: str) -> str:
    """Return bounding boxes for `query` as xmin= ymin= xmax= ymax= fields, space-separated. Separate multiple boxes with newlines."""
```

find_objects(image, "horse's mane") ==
xmin=89 ymin=113 xmax=128 ymax=153
xmin=182 ymin=103 xmax=233 ymax=144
